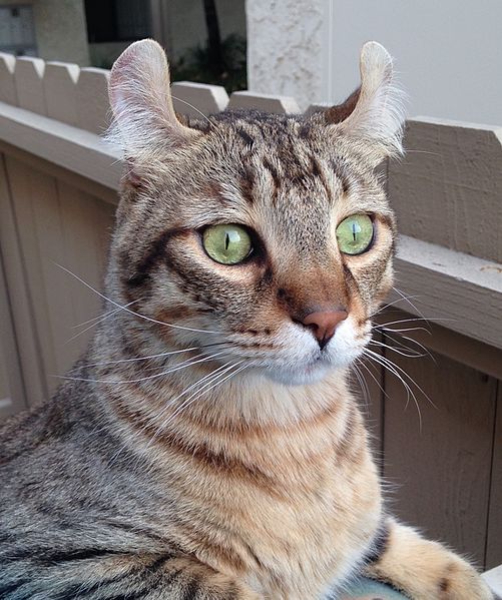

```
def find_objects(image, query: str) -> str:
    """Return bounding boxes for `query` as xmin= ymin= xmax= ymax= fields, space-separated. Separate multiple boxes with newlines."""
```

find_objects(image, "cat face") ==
xmin=107 ymin=40 xmax=405 ymax=386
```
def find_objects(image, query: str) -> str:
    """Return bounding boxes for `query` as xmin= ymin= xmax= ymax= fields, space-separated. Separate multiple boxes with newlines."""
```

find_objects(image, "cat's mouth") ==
xmin=264 ymin=354 xmax=332 ymax=386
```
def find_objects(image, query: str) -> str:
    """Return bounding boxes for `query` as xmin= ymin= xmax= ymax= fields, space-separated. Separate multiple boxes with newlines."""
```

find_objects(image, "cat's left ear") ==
xmin=108 ymin=39 xmax=200 ymax=158
xmin=325 ymin=42 xmax=406 ymax=163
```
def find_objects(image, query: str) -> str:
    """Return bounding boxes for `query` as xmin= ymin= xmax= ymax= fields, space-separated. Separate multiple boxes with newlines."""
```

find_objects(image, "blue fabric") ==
xmin=340 ymin=576 xmax=408 ymax=599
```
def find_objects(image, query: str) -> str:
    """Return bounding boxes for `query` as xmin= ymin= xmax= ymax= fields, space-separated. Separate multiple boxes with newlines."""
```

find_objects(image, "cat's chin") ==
xmin=263 ymin=362 xmax=332 ymax=386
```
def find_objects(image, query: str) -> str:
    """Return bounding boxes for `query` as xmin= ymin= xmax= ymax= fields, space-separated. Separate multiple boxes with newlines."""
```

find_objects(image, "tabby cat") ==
xmin=0 ymin=39 xmax=494 ymax=599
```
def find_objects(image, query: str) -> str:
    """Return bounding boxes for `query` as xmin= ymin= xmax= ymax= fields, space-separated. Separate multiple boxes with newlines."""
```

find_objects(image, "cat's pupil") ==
xmin=225 ymin=233 xmax=230 ymax=250
xmin=352 ymin=223 xmax=358 ymax=242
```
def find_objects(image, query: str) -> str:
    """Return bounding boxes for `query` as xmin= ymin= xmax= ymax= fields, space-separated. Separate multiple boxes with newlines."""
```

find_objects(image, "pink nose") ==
xmin=302 ymin=310 xmax=348 ymax=348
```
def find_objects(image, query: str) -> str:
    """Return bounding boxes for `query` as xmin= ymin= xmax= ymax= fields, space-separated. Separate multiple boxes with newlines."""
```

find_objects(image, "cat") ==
xmin=0 ymin=38 xmax=495 ymax=600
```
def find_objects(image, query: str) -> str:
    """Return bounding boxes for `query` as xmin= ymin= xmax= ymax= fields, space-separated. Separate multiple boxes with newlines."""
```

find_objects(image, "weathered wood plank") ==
xmin=383 ymin=345 xmax=496 ymax=567
xmin=5 ymin=156 xmax=62 ymax=397
xmin=5 ymin=161 xmax=115 ymax=393
xmin=0 ymin=53 xmax=17 ymax=106
xmin=0 ymin=249 xmax=27 ymax=418
xmin=0 ymin=155 xmax=48 ymax=407
xmin=76 ymin=67 xmax=110 ymax=134
xmin=486 ymin=381 xmax=502 ymax=569
xmin=393 ymin=235 xmax=502 ymax=351
xmin=44 ymin=62 xmax=80 ymax=126
xmin=389 ymin=118 xmax=502 ymax=263
xmin=0 ymin=140 xmax=118 ymax=205
xmin=14 ymin=56 xmax=47 ymax=115
xmin=171 ymin=82 xmax=229 ymax=119
xmin=228 ymin=91 xmax=300 ymax=114
xmin=56 ymin=182 xmax=115 ymax=363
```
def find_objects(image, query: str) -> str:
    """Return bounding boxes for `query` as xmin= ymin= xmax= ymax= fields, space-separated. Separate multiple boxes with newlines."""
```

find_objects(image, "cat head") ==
xmin=106 ymin=39 xmax=405 ymax=386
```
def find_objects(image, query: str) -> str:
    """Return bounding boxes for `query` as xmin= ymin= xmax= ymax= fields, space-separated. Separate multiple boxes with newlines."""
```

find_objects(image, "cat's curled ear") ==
xmin=108 ymin=39 xmax=200 ymax=161
xmin=325 ymin=42 xmax=406 ymax=163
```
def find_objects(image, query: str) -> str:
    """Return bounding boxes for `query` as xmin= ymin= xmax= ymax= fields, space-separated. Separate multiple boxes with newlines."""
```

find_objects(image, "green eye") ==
xmin=202 ymin=224 xmax=253 ymax=265
xmin=336 ymin=214 xmax=374 ymax=255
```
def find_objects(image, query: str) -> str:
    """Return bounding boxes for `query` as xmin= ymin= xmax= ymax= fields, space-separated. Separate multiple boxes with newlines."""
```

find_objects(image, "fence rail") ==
xmin=0 ymin=51 xmax=501 ymax=573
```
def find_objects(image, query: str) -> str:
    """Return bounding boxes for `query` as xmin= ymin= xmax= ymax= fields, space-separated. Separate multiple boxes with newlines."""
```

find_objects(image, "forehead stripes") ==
xmin=217 ymin=114 xmax=351 ymax=212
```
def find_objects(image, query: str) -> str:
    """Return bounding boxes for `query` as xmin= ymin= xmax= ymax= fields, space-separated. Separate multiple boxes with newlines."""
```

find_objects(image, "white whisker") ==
xmin=157 ymin=362 xmax=248 ymax=436
xmin=364 ymin=348 xmax=425 ymax=431
xmin=141 ymin=361 xmax=246 ymax=455
xmin=85 ymin=347 xmax=200 ymax=368
xmin=71 ymin=302 xmax=136 ymax=329
xmin=57 ymin=350 xmax=228 ymax=385
xmin=65 ymin=301 xmax=138 ymax=344
xmin=381 ymin=331 xmax=436 ymax=363
xmin=369 ymin=339 xmax=427 ymax=359
xmin=56 ymin=263 xmax=221 ymax=335
xmin=170 ymin=95 xmax=213 ymax=127
xmin=356 ymin=357 xmax=388 ymax=399
xmin=372 ymin=293 xmax=423 ymax=316
xmin=351 ymin=363 xmax=370 ymax=407
xmin=105 ymin=361 xmax=238 ymax=470
xmin=380 ymin=326 xmax=431 ymax=335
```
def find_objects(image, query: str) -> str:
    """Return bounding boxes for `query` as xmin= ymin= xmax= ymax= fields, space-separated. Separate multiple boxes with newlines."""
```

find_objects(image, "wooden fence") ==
xmin=0 ymin=52 xmax=501 ymax=574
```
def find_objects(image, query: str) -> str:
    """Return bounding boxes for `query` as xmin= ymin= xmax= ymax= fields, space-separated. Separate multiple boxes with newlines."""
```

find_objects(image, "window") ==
xmin=84 ymin=0 xmax=152 ymax=44
xmin=0 ymin=5 xmax=36 ymax=56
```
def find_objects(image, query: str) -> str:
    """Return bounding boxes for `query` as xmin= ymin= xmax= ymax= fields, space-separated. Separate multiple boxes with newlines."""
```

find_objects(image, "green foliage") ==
xmin=170 ymin=34 xmax=247 ymax=93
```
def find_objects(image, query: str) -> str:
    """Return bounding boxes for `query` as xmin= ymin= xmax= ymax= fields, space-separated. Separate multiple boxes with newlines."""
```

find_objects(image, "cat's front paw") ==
xmin=363 ymin=519 xmax=494 ymax=599
xmin=432 ymin=557 xmax=493 ymax=600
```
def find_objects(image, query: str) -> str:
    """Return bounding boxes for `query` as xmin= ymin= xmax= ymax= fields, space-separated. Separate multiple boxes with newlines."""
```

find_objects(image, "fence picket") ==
xmin=304 ymin=102 xmax=331 ymax=116
xmin=76 ymin=67 xmax=111 ymax=134
xmin=389 ymin=119 xmax=502 ymax=263
xmin=228 ymin=91 xmax=300 ymax=114
xmin=171 ymin=82 xmax=229 ymax=119
xmin=44 ymin=62 xmax=80 ymax=126
xmin=14 ymin=56 xmax=47 ymax=115
xmin=0 ymin=53 xmax=17 ymax=106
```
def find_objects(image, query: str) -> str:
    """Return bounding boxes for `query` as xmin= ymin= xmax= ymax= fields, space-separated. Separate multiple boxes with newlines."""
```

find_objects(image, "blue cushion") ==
xmin=340 ymin=576 xmax=408 ymax=599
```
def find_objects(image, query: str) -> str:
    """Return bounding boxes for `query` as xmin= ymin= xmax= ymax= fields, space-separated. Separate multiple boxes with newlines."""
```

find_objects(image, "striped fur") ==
xmin=0 ymin=40 xmax=493 ymax=599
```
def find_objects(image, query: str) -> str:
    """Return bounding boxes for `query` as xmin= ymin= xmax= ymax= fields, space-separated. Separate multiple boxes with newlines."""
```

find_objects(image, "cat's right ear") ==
xmin=324 ymin=42 xmax=406 ymax=164
xmin=108 ymin=39 xmax=200 ymax=160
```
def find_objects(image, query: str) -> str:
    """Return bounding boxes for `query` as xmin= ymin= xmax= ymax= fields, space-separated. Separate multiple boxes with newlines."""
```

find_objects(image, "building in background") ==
xmin=84 ymin=0 xmax=246 ymax=91
xmin=0 ymin=0 xmax=90 ymax=64
xmin=0 ymin=0 xmax=246 ymax=90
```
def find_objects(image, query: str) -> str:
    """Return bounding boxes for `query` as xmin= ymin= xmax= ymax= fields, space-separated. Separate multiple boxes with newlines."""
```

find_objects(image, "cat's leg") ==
xmin=1 ymin=553 xmax=260 ymax=599
xmin=362 ymin=517 xmax=494 ymax=599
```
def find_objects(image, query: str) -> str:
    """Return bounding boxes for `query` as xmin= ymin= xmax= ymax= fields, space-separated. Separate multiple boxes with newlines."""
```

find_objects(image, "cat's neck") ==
xmin=91 ymin=314 xmax=355 ymax=449
xmin=96 ymin=362 xmax=356 ymax=477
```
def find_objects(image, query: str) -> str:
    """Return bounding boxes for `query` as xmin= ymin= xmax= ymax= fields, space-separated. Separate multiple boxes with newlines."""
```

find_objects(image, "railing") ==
xmin=0 ymin=52 xmax=501 ymax=574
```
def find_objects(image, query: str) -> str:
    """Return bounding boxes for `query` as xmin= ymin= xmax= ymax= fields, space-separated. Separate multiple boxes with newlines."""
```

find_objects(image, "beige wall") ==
xmin=0 ymin=0 xmax=90 ymax=65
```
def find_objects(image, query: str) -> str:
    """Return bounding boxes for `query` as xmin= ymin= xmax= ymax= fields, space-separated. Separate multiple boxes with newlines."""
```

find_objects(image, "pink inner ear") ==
xmin=108 ymin=39 xmax=203 ymax=156
xmin=108 ymin=38 xmax=171 ymax=127
xmin=125 ymin=158 xmax=143 ymax=189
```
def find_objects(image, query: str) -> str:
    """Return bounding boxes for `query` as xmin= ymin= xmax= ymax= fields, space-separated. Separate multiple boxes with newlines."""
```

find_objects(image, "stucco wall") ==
xmin=246 ymin=0 xmax=330 ymax=110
